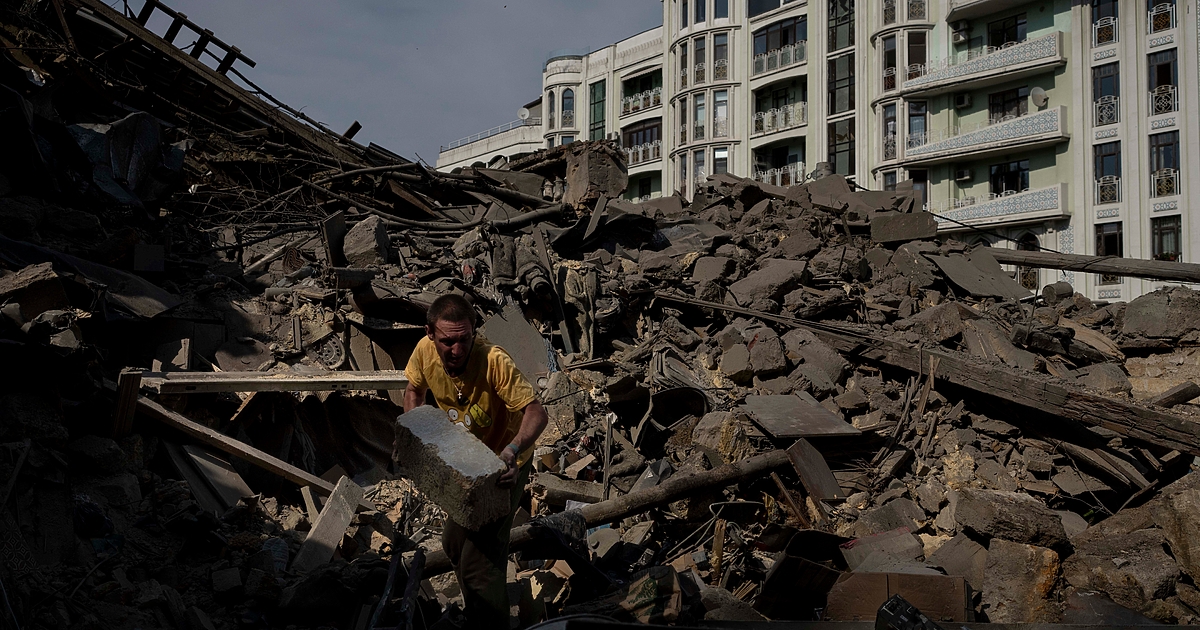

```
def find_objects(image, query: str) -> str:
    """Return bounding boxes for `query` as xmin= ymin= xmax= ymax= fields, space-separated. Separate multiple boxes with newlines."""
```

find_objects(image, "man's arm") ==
xmin=403 ymin=384 xmax=428 ymax=413
xmin=498 ymin=400 xmax=548 ymax=487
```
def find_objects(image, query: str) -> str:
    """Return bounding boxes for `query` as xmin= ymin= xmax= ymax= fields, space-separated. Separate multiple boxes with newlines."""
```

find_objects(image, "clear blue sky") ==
xmin=133 ymin=1 xmax=663 ymax=163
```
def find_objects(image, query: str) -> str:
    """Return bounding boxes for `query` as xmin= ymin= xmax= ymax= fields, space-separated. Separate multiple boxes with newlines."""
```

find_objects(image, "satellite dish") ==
xmin=1030 ymin=87 xmax=1048 ymax=108
xmin=517 ymin=107 xmax=531 ymax=120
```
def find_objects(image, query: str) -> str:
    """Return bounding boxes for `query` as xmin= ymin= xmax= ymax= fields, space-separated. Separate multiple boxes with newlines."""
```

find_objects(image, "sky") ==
xmin=133 ymin=1 xmax=663 ymax=164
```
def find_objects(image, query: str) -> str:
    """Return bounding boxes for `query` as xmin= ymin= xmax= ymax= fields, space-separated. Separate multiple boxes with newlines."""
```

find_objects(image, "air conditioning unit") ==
xmin=952 ymin=30 xmax=969 ymax=44
xmin=952 ymin=20 xmax=970 ymax=32
xmin=954 ymin=93 xmax=973 ymax=109
xmin=955 ymin=168 xmax=973 ymax=182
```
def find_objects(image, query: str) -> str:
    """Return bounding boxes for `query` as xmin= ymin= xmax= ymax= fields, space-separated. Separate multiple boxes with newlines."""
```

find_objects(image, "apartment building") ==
xmin=435 ymin=0 xmax=1198 ymax=301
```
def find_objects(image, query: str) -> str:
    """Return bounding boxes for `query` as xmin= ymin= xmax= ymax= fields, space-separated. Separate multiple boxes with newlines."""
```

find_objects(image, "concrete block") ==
xmin=871 ymin=211 xmax=938 ymax=244
xmin=343 ymin=215 xmax=389 ymax=267
xmin=725 ymin=259 xmax=809 ymax=305
xmin=954 ymin=488 xmax=1068 ymax=549
xmin=981 ymin=539 xmax=1062 ymax=622
xmin=393 ymin=406 xmax=508 ymax=529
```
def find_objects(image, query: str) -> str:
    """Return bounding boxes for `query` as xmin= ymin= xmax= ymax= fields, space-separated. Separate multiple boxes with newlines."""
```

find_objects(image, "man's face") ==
xmin=427 ymin=318 xmax=475 ymax=376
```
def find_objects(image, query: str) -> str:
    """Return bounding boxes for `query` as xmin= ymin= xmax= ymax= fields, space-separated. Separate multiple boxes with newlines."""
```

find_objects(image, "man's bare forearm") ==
xmin=403 ymin=385 xmax=427 ymax=413
xmin=509 ymin=400 xmax=548 ymax=452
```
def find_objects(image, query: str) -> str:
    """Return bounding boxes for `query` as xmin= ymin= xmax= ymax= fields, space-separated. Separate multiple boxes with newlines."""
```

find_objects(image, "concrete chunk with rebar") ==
xmin=393 ymin=406 xmax=509 ymax=530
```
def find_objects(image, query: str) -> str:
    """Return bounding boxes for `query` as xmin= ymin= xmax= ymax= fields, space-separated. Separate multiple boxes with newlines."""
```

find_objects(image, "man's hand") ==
xmin=498 ymin=444 xmax=519 ymax=488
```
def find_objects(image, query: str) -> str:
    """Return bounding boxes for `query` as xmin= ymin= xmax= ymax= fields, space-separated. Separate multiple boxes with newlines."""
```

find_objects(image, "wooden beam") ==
xmin=292 ymin=476 xmax=363 ymax=573
xmin=162 ymin=441 xmax=224 ymax=517
xmin=183 ymin=445 xmax=255 ymax=508
xmin=1148 ymin=381 xmax=1200 ymax=408
xmin=112 ymin=369 xmax=142 ymax=437
xmin=139 ymin=370 xmax=408 ymax=394
xmin=654 ymin=291 xmax=1200 ymax=457
xmin=988 ymin=249 xmax=1200 ymax=284
xmin=133 ymin=395 xmax=373 ymax=510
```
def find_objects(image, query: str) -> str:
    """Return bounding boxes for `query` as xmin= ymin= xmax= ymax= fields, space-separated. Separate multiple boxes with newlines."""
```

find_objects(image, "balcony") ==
xmin=883 ymin=67 xmax=897 ymax=91
xmin=1150 ymin=85 xmax=1179 ymax=116
xmin=1094 ymin=96 xmax=1119 ymax=126
xmin=1093 ymin=17 xmax=1118 ymax=47
xmin=679 ymin=66 xmax=688 ymax=89
xmin=713 ymin=116 xmax=729 ymax=138
xmin=695 ymin=62 xmax=706 ymax=85
xmin=902 ymin=32 xmax=1064 ymax=96
xmin=679 ymin=123 xmax=687 ymax=144
xmin=694 ymin=121 xmax=706 ymax=141
xmin=561 ymin=111 xmax=575 ymax=129
xmin=753 ymin=163 xmax=806 ymax=188
xmin=1149 ymin=3 xmax=1176 ymax=34
xmin=929 ymin=184 xmax=1068 ymax=230
xmin=903 ymin=106 xmax=1068 ymax=165
xmin=630 ymin=191 xmax=663 ymax=204
xmin=714 ymin=59 xmax=729 ymax=81
xmin=752 ymin=41 xmax=807 ymax=76
xmin=621 ymin=87 xmax=662 ymax=116
xmin=1095 ymin=176 xmax=1121 ymax=205
xmin=883 ymin=133 xmax=897 ymax=160
xmin=907 ymin=0 xmax=927 ymax=21
xmin=548 ymin=113 xmax=555 ymax=130
xmin=883 ymin=0 xmax=896 ymax=25
xmin=624 ymin=141 xmax=662 ymax=166
xmin=441 ymin=117 xmax=542 ymax=152
xmin=947 ymin=0 xmax=1036 ymax=22
xmin=1153 ymin=169 xmax=1178 ymax=198
xmin=752 ymin=103 xmax=807 ymax=136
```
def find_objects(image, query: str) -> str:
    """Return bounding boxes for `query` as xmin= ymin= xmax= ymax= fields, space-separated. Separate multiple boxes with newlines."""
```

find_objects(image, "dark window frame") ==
xmin=589 ymin=80 xmax=606 ymax=141
xmin=828 ymin=0 xmax=854 ymax=51
xmin=987 ymin=13 xmax=1027 ymax=47
xmin=1152 ymin=215 xmax=1182 ymax=262
xmin=1092 ymin=62 xmax=1120 ymax=98
xmin=988 ymin=86 xmax=1030 ymax=122
xmin=828 ymin=118 xmax=855 ymax=176
xmin=827 ymin=54 xmax=855 ymax=114
xmin=989 ymin=159 xmax=1030 ymax=195
xmin=1094 ymin=141 xmax=1121 ymax=179
xmin=753 ymin=16 xmax=807 ymax=56
xmin=1095 ymin=221 xmax=1123 ymax=283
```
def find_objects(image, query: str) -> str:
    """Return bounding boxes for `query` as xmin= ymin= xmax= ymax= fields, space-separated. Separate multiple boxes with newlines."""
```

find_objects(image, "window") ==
xmin=1153 ymin=216 xmax=1182 ymax=262
xmin=679 ymin=43 xmax=688 ymax=88
xmin=829 ymin=0 xmax=855 ymax=51
xmin=828 ymin=54 xmax=855 ymax=114
xmin=1017 ymin=233 xmax=1040 ymax=290
xmin=907 ymin=101 xmax=926 ymax=143
xmin=677 ymin=97 xmax=687 ymax=143
xmin=1093 ymin=0 xmax=1117 ymax=21
xmin=990 ymin=159 xmax=1029 ymax=195
xmin=694 ymin=150 xmax=706 ymax=183
xmin=639 ymin=177 xmax=652 ymax=198
xmin=1150 ymin=131 xmax=1179 ymax=196
xmin=828 ymin=118 xmax=855 ymax=176
xmin=748 ymin=0 xmax=783 ymax=18
xmin=882 ymin=36 xmax=897 ymax=90
xmin=622 ymin=119 xmax=661 ymax=147
xmin=547 ymin=138 xmax=555 ymax=148
xmin=694 ymin=93 xmax=706 ymax=140
xmin=678 ymin=157 xmax=687 ymax=193
xmin=988 ymin=14 xmax=1027 ymax=47
xmin=910 ymin=170 xmax=928 ymax=206
xmin=695 ymin=0 xmax=705 ymax=23
xmin=715 ymin=0 xmax=728 ymax=19
xmin=714 ymin=147 xmax=729 ymax=175
xmin=883 ymin=171 xmax=898 ymax=191
xmin=561 ymin=88 xmax=574 ymax=127
xmin=988 ymin=86 xmax=1029 ymax=122
xmin=714 ymin=33 xmax=728 ymax=80
xmin=753 ymin=17 xmax=807 ymax=56
xmin=589 ymin=81 xmax=606 ymax=141
xmin=681 ymin=0 xmax=688 ymax=28
xmin=907 ymin=32 xmax=926 ymax=80
xmin=547 ymin=91 xmax=555 ymax=129
xmin=713 ymin=90 xmax=728 ymax=137
xmin=1094 ymin=141 xmax=1120 ymax=179
xmin=883 ymin=103 xmax=897 ymax=159
xmin=1095 ymin=222 xmax=1123 ymax=284
xmin=1093 ymin=62 xmax=1120 ymax=98
xmin=694 ymin=37 xmax=706 ymax=83
xmin=1149 ymin=49 xmax=1178 ymax=89
xmin=561 ymin=136 xmax=575 ymax=144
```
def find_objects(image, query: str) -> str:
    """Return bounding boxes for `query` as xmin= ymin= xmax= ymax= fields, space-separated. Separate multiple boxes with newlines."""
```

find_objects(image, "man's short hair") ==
xmin=426 ymin=294 xmax=476 ymax=328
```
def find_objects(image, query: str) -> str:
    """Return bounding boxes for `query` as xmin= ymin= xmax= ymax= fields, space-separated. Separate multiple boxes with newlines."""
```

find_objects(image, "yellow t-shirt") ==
xmin=404 ymin=335 xmax=538 ymax=466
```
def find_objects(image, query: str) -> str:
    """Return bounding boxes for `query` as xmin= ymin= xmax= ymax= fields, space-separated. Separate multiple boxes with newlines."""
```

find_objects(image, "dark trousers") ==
xmin=441 ymin=461 xmax=529 ymax=628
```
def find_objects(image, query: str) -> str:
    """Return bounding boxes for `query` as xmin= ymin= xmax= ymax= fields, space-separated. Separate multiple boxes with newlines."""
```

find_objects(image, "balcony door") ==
xmin=1149 ymin=49 xmax=1178 ymax=90
xmin=988 ymin=14 xmax=1027 ymax=48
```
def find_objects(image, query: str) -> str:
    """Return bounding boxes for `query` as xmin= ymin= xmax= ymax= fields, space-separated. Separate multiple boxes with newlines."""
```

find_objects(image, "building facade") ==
xmin=436 ymin=0 xmax=1199 ymax=302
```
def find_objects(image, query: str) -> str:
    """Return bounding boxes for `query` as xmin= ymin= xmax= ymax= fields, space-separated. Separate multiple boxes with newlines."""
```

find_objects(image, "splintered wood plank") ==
xmin=741 ymin=394 xmax=860 ymax=439
xmin=139 ymin=370 xmax=408 ymax=394
xmin=183 ymin=445 xmax=255 ymax=509
xmin=292 ymin=476 xmax=364 ymax=573
xmin=786 ymin=438 xmax=845 ymax=500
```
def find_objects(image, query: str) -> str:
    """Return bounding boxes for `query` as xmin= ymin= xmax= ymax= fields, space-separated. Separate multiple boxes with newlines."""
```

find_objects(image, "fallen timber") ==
xmin=655 ymin=291 xmax=1200 ymax=458
xmin=988 ymin=248 xmax=1200 ymax=284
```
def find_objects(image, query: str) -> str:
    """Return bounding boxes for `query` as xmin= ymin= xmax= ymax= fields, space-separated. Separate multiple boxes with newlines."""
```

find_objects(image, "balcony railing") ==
xmin=561 ymin=111 xmax=575 ymax=128
xmin=903 ymin=32 xmax=1061 ymax=92
xmin=1094 ymin=96 xmax=1119 ymax=126
xmin=713 ymin=116 xmax=729 ymax=138
xmin=907 ymin=0 xmax=926 ymax=20
xmin=694 ymin=122 xmax=706 ymax=141
xmin=752 ymin=102 xmax=808 ymax=135
xmin=1095 ymin=176 xmax=1121 ymax=205
xmin=884 ymin=133 xmax=897 ymax=160
xmin=630 ymin=191 xmax=663 ymax=204
xmin=548 ymin=113 xmax=555 ymax=130
xmin=679 ymin=66 xmax=688 ymax=89
xmin=1149 ymin=3 xmax=1176 ymax=33
xmin=441 ymin=117 xmax=543 ymax=151
xmin=694 ymin=172 xmax=709 ymax=189
xmin=1150 ymin=85 xmax=1178 ymax=115
xmin=624 ymin=140 xmax=662 ymax=166
xmin=714 ymin=59 xmax=729 ymax=80
xmin=883 ymin=67 xmax=897 ymax=91
xmin=1153 ymin=168 xmax=1178 ymax=197
xmin=679 ymin=124 xmax=687 ymax=144
xmin=904 ymin=106 xmax=1066 ymax=162
xmin=752 ymin=163 xmax=805 ymax=187
xmin=752 ymin=41 xmax=807 ymax=76
xmin=883 ymin=0 xmax=896 ymax=24
xmin=1093 ymin=17 xmax=1118 ymax=46
xmin=695 ymin=62 xmax=706 ymax=84
xmin=927 ymin=185 xmax=1065 ymax=228
xmin=621 ymin=87 xmax=662 ymax=115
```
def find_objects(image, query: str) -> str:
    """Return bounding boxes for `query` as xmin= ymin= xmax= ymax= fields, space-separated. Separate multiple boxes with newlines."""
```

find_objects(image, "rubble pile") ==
xmin=3 ymin=1 xmax=1200 ymax=629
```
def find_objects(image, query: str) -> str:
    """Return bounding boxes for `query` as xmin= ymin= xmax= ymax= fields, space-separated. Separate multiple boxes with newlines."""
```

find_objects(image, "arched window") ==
xmin=562 ymin=89 xmax=575 ymax=128
xmin=547 ymin=91 xmax=556 ymax=130
xmin=1017 ymin=233 xmax=1039 ymax=290
xmin=973 ymin=238 xmax=990 ymax=247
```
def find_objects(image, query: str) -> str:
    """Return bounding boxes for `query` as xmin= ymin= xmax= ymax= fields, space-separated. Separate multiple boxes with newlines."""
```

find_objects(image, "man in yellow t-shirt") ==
xmin=402 ymin=294 xmax=547 ymax=627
